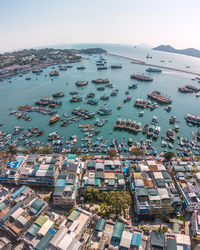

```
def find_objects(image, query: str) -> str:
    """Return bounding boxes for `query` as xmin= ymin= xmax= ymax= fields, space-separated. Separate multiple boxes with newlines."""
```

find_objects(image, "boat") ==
xmin=110 ymin=90 xmax=118 ymax=96
xmin=185 ymin=113 xmax=200 ymax=125
xmin=128 ymin=83 xmax=138 ymax=89
xmin=32 ymin=69 xmax=43 ymax=73
xmin=147 ymin=125 xmax=154 ymax=137
xmin=124 ymin=96 xmax=131 ymax=103
xmin=59 ymin=66 xmax=68 ymax=71
xmin=25 ymin=77 xmax=31 ymax=80
xmin=87 ymin=99 xmax=98 ymax=105
xmin=161 ymin=140 xmax=167 ymax=147
xmin=164 ymin=105 xmax=172 ymax=112
xmin=178 ymin=87 xmax=194 ymax=93
xmin=142 ymin=124 xmax=149 ymax=134
xmin=77 ymin=66 xmax=85 ymax=70
xmin=146 ymin=54 xmax=152 ymax=59
xmin=97 ymin=66 xmax=108 ymax=70
xmin=97 ymin=86 xmax=105 ymax=91
xmin=166 ymin=129 xmax=175 ymax=141
xmin=76 ymin=81 xmax=88 ymax=86
xmin=111 ymin=65 xmax=122 ymax=69
xmin=139 ymin=111 xmax=144 ymax=117
xmin=168 ymin=143 xmax=174 ymax=149
xmin=100 ymin=95 xmax=109 ymax=100
xmin=151 ymin=116 xmax=158 ymax=125
xmin=196 ymin=129 xmax=200 ymax=141
xmin=49 ymin=71 xmax=59 ymax=76
xmin=128 ymin=138 xmax=133 ymax=146
xmin=86 ymin=92 xmax=95 ymax=98
xmin=169 ymin=116 xmax=177 ymax=124
xmin=146 ymin=68 xmax=162 ymax=73
xmin=131 ymin=74 xmax=153 ymax=82
xmin=92 ymin=78 xmax=109 ymax=84
xmin=117 ymin=104 xmax=122 ymax=110
xmin=70 ymin=91 xmax=79 ymax=95
xmin=134 ymin=99 xmax=158 ymax=110
xmin=52 ymin=92 xmax=65 ymax=98
xmin=196 ymin=92 xmax=200 ymax=97
xmin=49 ymin=114 xmax=60 ymax=124
xmin=147 ymin=91 xmax=172 ymax=104
xmin=97 ymin=107 xmax=112 ymax=115
xmin=105 ymin=83 xmax=113 ymax=88
xmin=70 ymin=96 xmax=83 ymax=102
xmin=153 ymin=126 xmax=160 ymax=139
xmin=174 ymin=125 xmax=179 ymax=132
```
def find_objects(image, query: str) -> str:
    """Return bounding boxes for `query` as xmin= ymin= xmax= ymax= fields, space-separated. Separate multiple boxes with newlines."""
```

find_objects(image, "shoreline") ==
xmin=108 ymin=53 xmax=200 ymax=77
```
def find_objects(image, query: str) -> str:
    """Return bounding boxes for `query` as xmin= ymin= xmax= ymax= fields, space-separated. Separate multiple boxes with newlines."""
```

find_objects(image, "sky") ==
xmin=0 ymin=0 xmax=200 ymax=52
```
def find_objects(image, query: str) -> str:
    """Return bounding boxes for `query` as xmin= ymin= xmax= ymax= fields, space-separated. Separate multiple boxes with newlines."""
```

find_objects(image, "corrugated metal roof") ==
xmin=95 ymin=218 xmax=106 ymax=232
xmin=120 ymin=230 xmax=132 ymax=248
xmin=95 ymin=172 xmax=104 ymax=179
xmin=31 ymin=198 xmax=45 ymax=212
xmin=166 ymin=238 xmax=177 ymax=250
xmin=1 ymin=201 xmax=23 ymax=223
xmin=58 ymin=233 xmax=74 ymax=250
xmin=11 ymin=207 xmax=24 ymax=220
xmin=38 ymin=219 xmax=54 ymax=236
xmin=131 ymin=232 xmax=142 ymax=247
xmin=94 ymin=178 xmax=101 ymax=186
xmin=27 ymin=223 xmax=40 ymax=237
xmin=111 ymin=222 xmax=124 ymax=246
xmin=49 ymin=226 xmax=68 ymax=247
xmin=36 ymin=231 xmax=54 ymax=250
xmin=35 ymin=215 xmax=48 ymax=227
xmin=150 ymin=231 xmax=165 ymax=248
xmin=55 ymin=178 xmax=66 ymax=188
xmin=11 ymin=185 xmax=27 ymax=199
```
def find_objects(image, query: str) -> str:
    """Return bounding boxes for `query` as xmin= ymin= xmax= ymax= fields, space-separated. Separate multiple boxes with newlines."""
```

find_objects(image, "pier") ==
xmin=108 ymin=53 xmax=200 ymax=77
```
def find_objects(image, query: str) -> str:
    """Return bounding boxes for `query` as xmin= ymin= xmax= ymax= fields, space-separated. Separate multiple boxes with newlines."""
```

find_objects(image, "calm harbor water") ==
xmin=0 ymin=44 xmax=200 ymax=153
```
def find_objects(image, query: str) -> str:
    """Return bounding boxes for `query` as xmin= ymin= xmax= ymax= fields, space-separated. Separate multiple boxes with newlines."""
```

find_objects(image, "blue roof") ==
xmin=55 ymin=178 xmax=66 ymax=188
xmin=123 ymin=167 xmax=129 ymax=173
xmin=131 ymin=232 xmax=142 ymax=247
xmin=11 ymin=185 xmax=27 ymax=199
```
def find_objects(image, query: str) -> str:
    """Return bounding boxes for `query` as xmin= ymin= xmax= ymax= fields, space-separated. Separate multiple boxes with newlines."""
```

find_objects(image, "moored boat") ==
xmin=49 ymin=114 xmax=60 ymax=124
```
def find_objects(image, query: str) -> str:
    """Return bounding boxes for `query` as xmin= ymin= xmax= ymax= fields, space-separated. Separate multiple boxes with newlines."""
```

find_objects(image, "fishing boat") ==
xmin=59 ymin=66 xmax=68 ymax=71
xmin=164 ymin=105 xmax=172 ymax=112
xmin=147 ymin=125 xmax=154 ymax=137
xmin=128 ymin=138 xmax=133 ymax=146
xmin=70 ymin=96 xmax=83 ymax=102
xmin=142 ymin=124 xmax=149 ymax=134
xmin=174 ymin=125 xmax=179 ymax=132
xmin=25 ymin=77 xmax=31 ymax=80
xmin=146 ymin=68 xmax=162 ymax=73
xmin=86 ymin=92 xmax=95 ymax=98
xmin=128 ymin=83 xmax=138 ymax=89
xmin=139 ymin=111 xmax=144 ymax=117
xmin=76 ymin=81 xmax=88 ymax=86
xmin=151 ymin=116 xmax=158 ymax=125
xmin=97 ymin=107 xmax=112 ymax=115
xmin=92 ymin=78 xmax=109 ymax=84
xmin=52 ymin=92 xmax=65 ymax=98
xmin=97 ymin=86 xmax=105 ymax=91
xmin=111 ymin=90 xmax=117 ymax=96
xmin=49 ymin=71 xmax=59 ymax=76
xmin=185 ymin=113 xmax=200 ymax=125
xmin=196 ymin=129 xmax=200 ymax=141
xmin=77 ymin=66 xmax=85 ymax=70
xmin=49 ymin=114 xmax=60 ymax=124
xmin=32 ymin=68 xmax=43 ymax=73
xmin=124 ymin=96 xmax=131 ymax=103
xmin=117 ymin=104 xmax=122 ymax=110
xmin=161 ymin=140 xmax=167 ymax=147
xmin=153 ymin=126 xmax=161 ymax=139
xmin=147 ymin=91 xmax=172 ymax=104
xmin=169 ymin=116 xmax=178 ymax=124
xmin=166 ymin=129 xmax=175 ymax=141
xmin=100 ymin=95 xmax=109 ymax=100
xmin=97 ymin=66 xmax=108 ymax=70
xmin=133 ymin=122 xmax=142 ymax=133
xmin=87 ymin=99 xmax=98 ymax=105
xmin=70 ymin=91 xmax=79 ymax=95
xmin=111 ymin=64 xmax=122 ymax=69
xmin=131 ymin=74 xmax=153 ymax=82
xmin=178 ymin=87 xmax=194 ymax=93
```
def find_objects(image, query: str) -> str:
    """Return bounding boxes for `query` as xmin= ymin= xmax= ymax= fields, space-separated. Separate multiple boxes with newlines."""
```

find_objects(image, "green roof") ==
xmin=95 ymin=218 xmax=106 ymax=232
xmin=111 ymin=222 xmax=125 ymax=246
xmin=27 ymin=223 xmax=40 ymax=237
xmin=31 ymin=199 xmax=45 ymax=212
xmin=48 ymin=165 xmax=54 ymax=170
xmin=68 ymin=210 xmax=80 ymax=222
xmin=136 ymin=188 xmax=148 ymax=197
xmin=95 ymin=172 xmax=104 ymax=179
xmin=94 ymin=178 xmax=101 ymax=186
xmin=35 ymin=215 xmax=48 ymax=227
xmin=161 ymin=171 xmax=171 ymax=179
xmin=155 ymin=179 xmax=166 ymax=187
xmin=148 ymin=189 xmax=158 ymax=196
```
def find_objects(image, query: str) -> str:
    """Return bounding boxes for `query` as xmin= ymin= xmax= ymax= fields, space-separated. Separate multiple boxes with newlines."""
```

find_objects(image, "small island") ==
xmin=153 ymin=44 xmax=200 ymax=58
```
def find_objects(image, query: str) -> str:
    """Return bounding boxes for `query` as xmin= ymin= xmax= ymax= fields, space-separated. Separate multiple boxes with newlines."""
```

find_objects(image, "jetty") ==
xmin=108 ymin=53 xmax=200 ymax=77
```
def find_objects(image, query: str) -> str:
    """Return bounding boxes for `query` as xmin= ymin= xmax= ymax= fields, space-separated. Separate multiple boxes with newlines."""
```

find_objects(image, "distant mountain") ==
xmin=153 ymin=45 xmax=200 ymax=58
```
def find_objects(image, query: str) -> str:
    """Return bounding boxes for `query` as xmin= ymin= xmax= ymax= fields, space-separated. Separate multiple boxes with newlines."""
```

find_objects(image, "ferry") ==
xmin=146 ymin=68 xmax=162 ymax=73
xmin=49 ymin=115 xmax=60 ymax=124
xmin=49 ymin=71 xmax=59 ymax=76
xmin=131 ymin=74 xmax=153 ymax=82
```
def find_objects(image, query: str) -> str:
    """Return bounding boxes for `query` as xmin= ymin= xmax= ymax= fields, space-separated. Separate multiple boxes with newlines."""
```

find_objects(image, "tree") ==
xmin=29 ymin=146 xmax=38 ymax=154
xmin=107 ymin=149 xmax=117 ymax=158
xmin=39 ymin=146 xmax=53 ymax=154
xmin=164 ymin=151 xmax=174 ymax=161
xmin=130 ymin=147 xmax=145 ymax=157
xmin=84 ymin=187 xmax=99 ymax=203
xmin=99 ymin=191 xmax=110 ymax=203
xmin=8 ymin=144 xmax=18 ymax=155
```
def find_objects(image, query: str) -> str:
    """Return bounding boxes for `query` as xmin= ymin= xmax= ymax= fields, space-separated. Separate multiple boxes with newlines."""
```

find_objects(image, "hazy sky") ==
xmin=0 ymin=0 xmax=200 ymax=52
